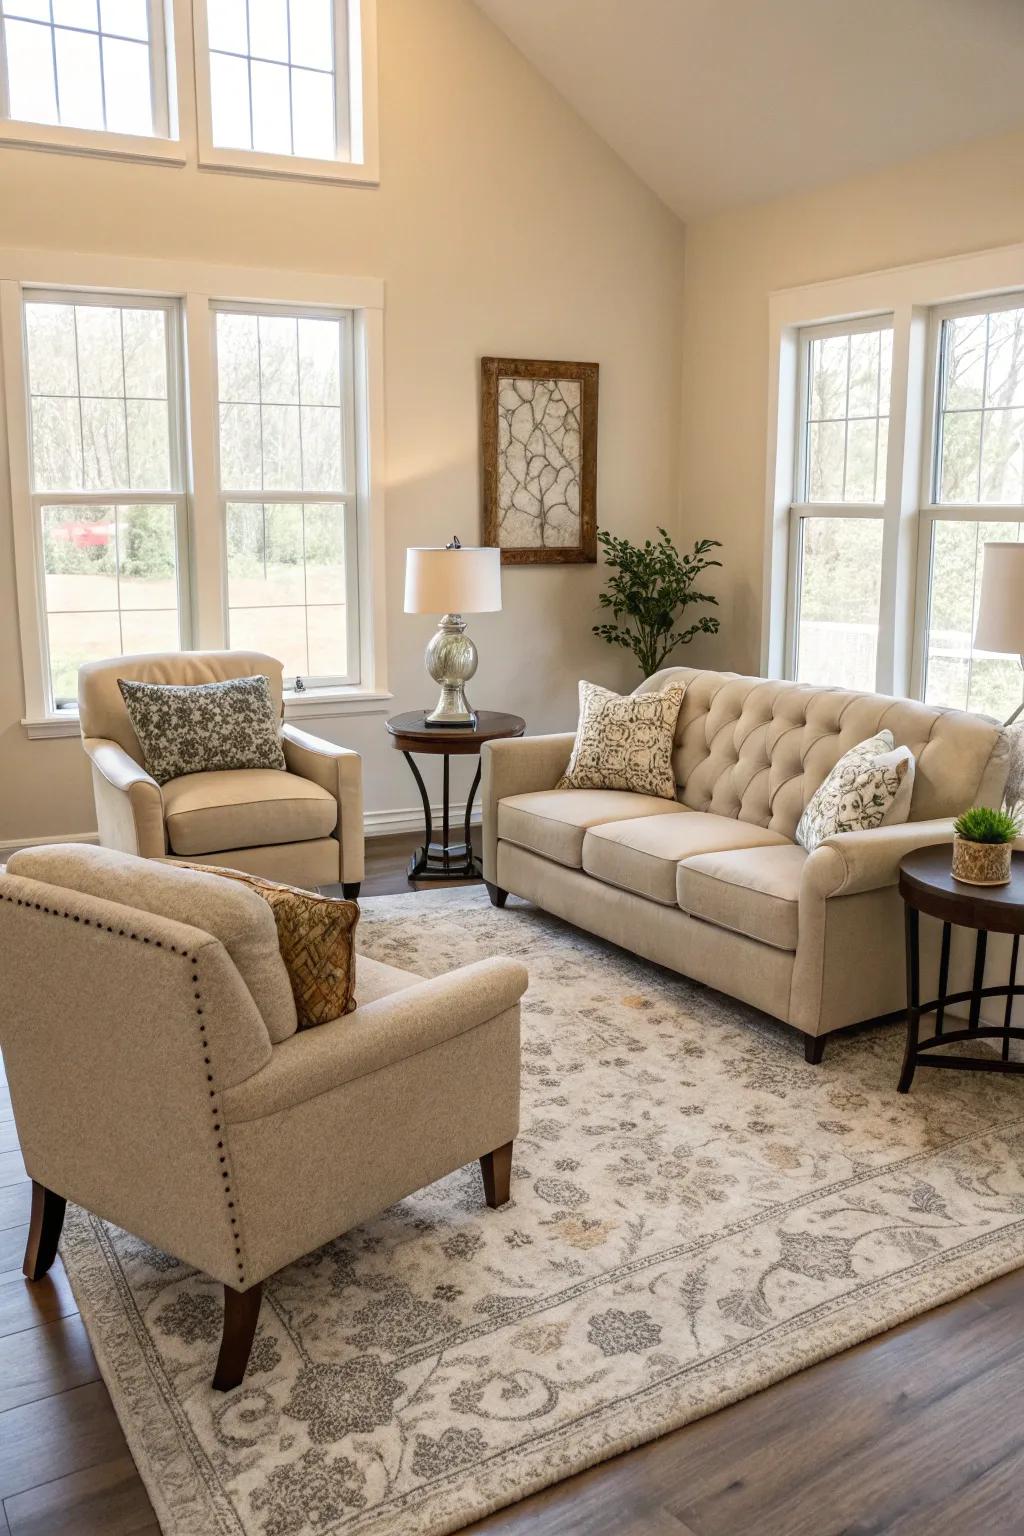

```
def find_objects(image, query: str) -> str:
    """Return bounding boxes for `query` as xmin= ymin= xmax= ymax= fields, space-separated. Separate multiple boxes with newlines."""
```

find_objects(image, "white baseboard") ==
xmin=0 ymin=805 xmax=480 ymax=855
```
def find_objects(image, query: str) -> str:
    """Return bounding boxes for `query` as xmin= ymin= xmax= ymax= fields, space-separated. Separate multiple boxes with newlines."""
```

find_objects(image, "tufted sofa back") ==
xmin=636 ymin=668 xmax=1009 ymax=840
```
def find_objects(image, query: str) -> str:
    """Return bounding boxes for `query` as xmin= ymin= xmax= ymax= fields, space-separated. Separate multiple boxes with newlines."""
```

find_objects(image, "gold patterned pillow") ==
xmin=184 ymin=865 xmax=358 ymax=1028
xmin=558 ymin=681 xmax=685 ymax=800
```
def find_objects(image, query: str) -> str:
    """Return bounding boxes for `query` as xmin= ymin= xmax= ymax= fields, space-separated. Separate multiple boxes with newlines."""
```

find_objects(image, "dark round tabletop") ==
xmin=385 ymin=710 xmax=526 ymax=755
xmin=899 ymin=844 xmax=1024 ymax=935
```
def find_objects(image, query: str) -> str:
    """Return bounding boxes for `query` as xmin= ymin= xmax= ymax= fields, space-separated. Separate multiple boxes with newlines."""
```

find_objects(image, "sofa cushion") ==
xmin=558 ymin=680 xmax=685 ymax=799
xmin=117 ymin=674 xmax=287 ymax=785
xmin=356 ymin=955 xmax=422 ymax=1004
xmin=163 ymin=769 xmax=338 ymax=857
xmin=6 ymin=843 xmax=298 ymax=1042
xmin=676 ymin=843 xmax=808 ymax=950
xmin=583 ymin=812 xmax=793 ymax=906
xmin=497 ymin=790 xmax=689 ymax=869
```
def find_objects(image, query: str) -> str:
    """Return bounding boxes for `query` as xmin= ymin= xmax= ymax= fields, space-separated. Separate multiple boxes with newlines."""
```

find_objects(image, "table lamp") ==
xmin=404 ymin=537 xmax=502 ymax=727
xmin=974 ymin=542 xmax=1024 ymax=725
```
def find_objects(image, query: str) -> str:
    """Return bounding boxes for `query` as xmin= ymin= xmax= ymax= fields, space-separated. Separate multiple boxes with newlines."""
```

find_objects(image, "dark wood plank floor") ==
xmin=3 ymin=832 xmax=1024 ymax=1534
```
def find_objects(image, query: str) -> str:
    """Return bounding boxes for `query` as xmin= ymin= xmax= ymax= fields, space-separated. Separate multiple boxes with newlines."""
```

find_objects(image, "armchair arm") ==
xmin=83 ymin=736 xmax=165 ymax=858
xmin=222 ymin=956 xmax=529 ymax=1123
xmin=482 ymin=732 xmax=576 ymax=883
xmin=281 ymin=723 xmax=364 ymax=884
xmin=802 ymin=818 xmax=956 ymax=901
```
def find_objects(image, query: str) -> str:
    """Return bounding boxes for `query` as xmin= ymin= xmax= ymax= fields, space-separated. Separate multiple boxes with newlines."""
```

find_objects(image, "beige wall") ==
xmin=0 ymin=0 xmax=686 ymax=842
xmin=678 ymin=126 xmax=1024 ymax=678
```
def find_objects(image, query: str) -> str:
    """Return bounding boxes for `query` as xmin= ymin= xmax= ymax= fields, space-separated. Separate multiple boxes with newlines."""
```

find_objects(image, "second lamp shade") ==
xmin=974 ymin=542 xmax=1024 ymax=655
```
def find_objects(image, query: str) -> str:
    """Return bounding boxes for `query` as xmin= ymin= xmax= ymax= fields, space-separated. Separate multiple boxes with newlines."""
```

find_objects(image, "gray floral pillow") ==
xmin=558 ymin=681 xmax=685 ymax=800
xmin=118 ymin=675 xmax=286 ymax=786
xmin=796 ymin=729 xmax=915 ymax=852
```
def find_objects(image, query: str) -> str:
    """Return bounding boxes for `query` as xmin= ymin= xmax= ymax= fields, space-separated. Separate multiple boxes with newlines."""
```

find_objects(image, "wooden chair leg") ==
xmin=213 ymin=1282 xmax=263 ymax=1392
xmin=480 ymin=1141 xmax=513 ymax=1208
xmin=342 ymin=882 xmax=361 ymax=901
xmin=484 ymin=882 xmax=508 ymax=908
xmin=23 ymin=1182 xmax=67 ymax=1281
xmin=804 ymin=1034 xmax=826 ymax=1065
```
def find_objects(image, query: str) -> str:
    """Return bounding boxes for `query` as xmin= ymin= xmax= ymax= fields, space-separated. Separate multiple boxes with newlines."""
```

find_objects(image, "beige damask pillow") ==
xmin=795 ymin=730 xmax=915 ymax=853
xmin=558 ymin=681 xmax=685 ymax=800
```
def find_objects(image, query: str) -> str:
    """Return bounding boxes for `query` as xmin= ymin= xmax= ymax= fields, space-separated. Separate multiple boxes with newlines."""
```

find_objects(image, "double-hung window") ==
xmin=22 ymin=291 xmax=186 ymax=707
xmin=214 ymin=303 xmax=359 ymax=688
xmin=919 ymin=298 xmax=1024 ymax=720
xmin=788 ymin=318 xmax=893 ymax=691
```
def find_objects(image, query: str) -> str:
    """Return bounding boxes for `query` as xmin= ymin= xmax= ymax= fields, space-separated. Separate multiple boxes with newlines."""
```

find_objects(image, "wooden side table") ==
xmin=898 ymin=844 xmax=1024 ymax=1092
xmin=386 ymin=710 xmax=526 ymax=882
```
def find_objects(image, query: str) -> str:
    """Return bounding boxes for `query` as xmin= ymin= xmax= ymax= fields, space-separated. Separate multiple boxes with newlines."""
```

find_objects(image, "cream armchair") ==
xmin=79 ymin=650 xmax=364 ymax=895
xmin=0 ymin=847 xmax=527 ymax=1389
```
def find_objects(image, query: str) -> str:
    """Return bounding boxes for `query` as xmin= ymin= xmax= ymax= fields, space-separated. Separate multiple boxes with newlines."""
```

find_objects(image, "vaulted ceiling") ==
xmin=474 ymin=0 xmax=1024 ymax=219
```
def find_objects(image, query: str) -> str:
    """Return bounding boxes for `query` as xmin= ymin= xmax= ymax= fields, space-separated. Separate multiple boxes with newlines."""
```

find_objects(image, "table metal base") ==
xmin=899 ymin=908 xmax=1024 ymax=1092
xmin=404 ymin=752 xmax=482 ymax=883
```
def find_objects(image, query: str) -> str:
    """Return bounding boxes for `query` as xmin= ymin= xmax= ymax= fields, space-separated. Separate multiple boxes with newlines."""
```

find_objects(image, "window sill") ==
xmin=0 ymin=120 xmax=187 ymax=166
xmin=22 ymin=714 xmax=81 ymax=740
xmin=197 ymin=144 xmax=379 ymax=186
xmin=284 ymin=688 xmax=393 ymax=720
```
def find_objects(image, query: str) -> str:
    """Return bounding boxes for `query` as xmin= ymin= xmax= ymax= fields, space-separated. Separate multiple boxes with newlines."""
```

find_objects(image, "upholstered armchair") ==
xmin=79 ymin=650 xmax=363 ymax=895
xmin=1 ymin=846 xmax=527 ymax=1389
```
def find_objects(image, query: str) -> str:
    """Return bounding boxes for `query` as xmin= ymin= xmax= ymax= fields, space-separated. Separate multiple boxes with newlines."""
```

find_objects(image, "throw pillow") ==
xmin=557 ymin=681 xmax=685 ymax=800
xmin=796 ymin=730 xmax=916 ymax=853
xmin=118 ymin=674 xmax=286 ymax=786
xmin=184 ymin=864 xmax=358 ymax=1027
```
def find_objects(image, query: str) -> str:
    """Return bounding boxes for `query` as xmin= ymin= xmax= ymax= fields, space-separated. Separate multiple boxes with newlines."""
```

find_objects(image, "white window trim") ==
xmin=0 ymin=0 xmax=190 ymax=164
xmin=0 ymin=246 xmax=389 ymax=734
xmin=764 ymin=240 xmax=1024 ymax=699
xmin=191 ymin=0 xmax=379 ymax=186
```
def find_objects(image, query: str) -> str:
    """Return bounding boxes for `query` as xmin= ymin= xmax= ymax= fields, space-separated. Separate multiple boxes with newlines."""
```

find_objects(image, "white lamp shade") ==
xmin=974 ymin=543 xmax=1024 ymax=654
xmin=404 ymin=545 xmax=502 ymax=615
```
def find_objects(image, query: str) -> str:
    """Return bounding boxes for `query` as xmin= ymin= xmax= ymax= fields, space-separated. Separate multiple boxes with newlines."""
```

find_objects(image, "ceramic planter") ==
xmin=951 ymin=834 xmax=1013 ymax=887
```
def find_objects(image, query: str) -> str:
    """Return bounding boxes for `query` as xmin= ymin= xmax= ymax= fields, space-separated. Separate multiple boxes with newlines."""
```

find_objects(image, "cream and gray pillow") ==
xmin=117 ymin=674 xmax=286 ymax=786
xmin=796 ymin=730 xmax=915 ymax=852
xmin=558 ymin=681 xmax=685 ymax=800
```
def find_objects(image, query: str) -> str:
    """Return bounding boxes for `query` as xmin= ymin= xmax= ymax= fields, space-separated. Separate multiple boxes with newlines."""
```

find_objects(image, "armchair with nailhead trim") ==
xmin=0 ymin=846 xmax=526 ymax=1389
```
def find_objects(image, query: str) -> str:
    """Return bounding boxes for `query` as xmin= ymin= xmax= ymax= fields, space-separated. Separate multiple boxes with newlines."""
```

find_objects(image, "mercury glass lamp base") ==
xmin=423 ymin=616 xmax=479 ymax=727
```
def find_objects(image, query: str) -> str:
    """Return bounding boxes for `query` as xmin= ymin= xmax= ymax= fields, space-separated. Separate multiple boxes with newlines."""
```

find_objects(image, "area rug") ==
xmin=61 ymin=887 xmax=1024 ymax=1536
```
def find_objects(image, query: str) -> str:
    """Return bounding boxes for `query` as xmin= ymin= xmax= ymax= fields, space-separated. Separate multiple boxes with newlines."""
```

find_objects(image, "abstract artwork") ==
xmin=481 ymin=357 xmax=598 ymax=563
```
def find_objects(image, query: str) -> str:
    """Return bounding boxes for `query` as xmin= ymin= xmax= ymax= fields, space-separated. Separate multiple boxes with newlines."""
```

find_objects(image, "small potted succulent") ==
xmin=951 ymin=807 xmax=1021 ymax=886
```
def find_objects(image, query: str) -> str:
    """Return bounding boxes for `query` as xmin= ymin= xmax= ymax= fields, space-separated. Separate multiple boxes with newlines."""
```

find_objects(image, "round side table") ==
xmin=386 ymin=710 xmax=526 ymax=882
xmin=898 ymin=844 xmax=1024 ymax=1093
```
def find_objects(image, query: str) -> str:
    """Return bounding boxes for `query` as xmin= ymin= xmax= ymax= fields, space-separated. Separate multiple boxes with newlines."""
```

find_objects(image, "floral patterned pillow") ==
xmin=796 ymin=729 xmax=915 ymax=852
xmin=117 ymin=674 xmax=287 ymax=786
xmin=557 ymin=681 xmax=685 ymax=800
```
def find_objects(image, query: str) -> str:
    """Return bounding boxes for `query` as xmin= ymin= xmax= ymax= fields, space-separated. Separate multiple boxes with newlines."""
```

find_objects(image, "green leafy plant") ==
xmin=953 ymin=806 xmax=1021 ymax=844
xmin=592 ymin=528 xmax=722 ymax=678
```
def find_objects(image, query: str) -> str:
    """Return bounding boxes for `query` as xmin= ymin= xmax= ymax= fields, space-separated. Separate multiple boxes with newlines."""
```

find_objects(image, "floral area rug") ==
xmin=61 ymin=887 xmax=1024 ymax=1536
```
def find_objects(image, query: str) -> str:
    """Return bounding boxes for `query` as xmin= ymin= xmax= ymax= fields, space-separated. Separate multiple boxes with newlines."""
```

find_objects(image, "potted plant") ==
xmin=951 ymin=806 xmax=1021 ymax=886
xmin=592 ymin=527 xmax=722 ymax=677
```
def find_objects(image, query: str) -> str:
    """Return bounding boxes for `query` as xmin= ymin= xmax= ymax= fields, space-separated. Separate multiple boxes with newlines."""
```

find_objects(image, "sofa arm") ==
xmin=222 ymin=956 xmax=529 ymax=1123
xmin=281 ymin=723 xmax=364 ymax=884
xmin=482 ymin=732 xmax=576 ymax=883
xmin=83 ymin=737 xmax=165 ymax=858
xmin=803 ymin=818 xmax=956 ymax=901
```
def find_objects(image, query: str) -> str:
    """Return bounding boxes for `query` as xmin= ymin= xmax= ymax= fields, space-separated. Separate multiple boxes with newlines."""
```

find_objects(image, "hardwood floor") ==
xmin=3 ymin=833 xmax=1024 ymax=1533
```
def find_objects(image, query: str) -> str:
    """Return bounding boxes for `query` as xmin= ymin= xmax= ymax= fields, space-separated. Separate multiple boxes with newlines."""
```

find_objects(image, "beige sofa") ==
xmin=0 ymin=846 xmax=526 ymax=1388
xmin=79 ymin=650 xmax=364 ymax=894
xmin=483 ymin=667 xmax=1009 ymax=1061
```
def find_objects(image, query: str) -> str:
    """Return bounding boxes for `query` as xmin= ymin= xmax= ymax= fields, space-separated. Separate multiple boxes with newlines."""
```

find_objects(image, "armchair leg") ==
xmin=480 ymin=1141 xmax=513 ymax=1208
xmin=23 ymin=1182 xmax=67 ymax=1281
xmin=804 ymin=1035 xmax=826 ymax=1065
xmin=342 ymin=882 xmax=361 ymax=901
xmin=213 ymin=1282 xmax=264 ymax=1392
xmin=484 ymin=882 xmax=508 ymax=909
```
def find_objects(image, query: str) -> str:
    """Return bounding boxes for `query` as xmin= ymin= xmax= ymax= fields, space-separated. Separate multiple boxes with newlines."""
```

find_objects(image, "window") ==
xmin=0 ymin=0 xmax=170 ymax=139
xmin=2 ymin=254 xmax=386 ymax=733
xmin=789 ymin=319 xmax=893 ymax=691
xmin=768 ymin=250 xmax=1024 ymax=729
xmin=921 ymin=299 xmax=1024 ymax=719
xmin=23 ymin=293 xmax=186 ymax=705
xmin=194 ymin=0 xmax=377 ymax=180
xmin=214 ymin=304 xmax=359 ymax=686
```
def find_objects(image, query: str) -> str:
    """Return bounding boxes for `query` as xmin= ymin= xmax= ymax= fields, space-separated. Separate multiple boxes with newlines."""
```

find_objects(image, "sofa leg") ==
xmin=23 ymin=1181 xmax=67 ymax=1281
xmin=213 ymin=1282 xmax=263 ymax=1392
xmin=484 ymin=881 xmax=508 ymax=909
xmin=804 ymin=1035 xmax=826 ymax=1065
xmin=480 ymin=1141 xmax=513 ymax=1208
xmin=342 ymin=882 xmax=361 ymax=901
